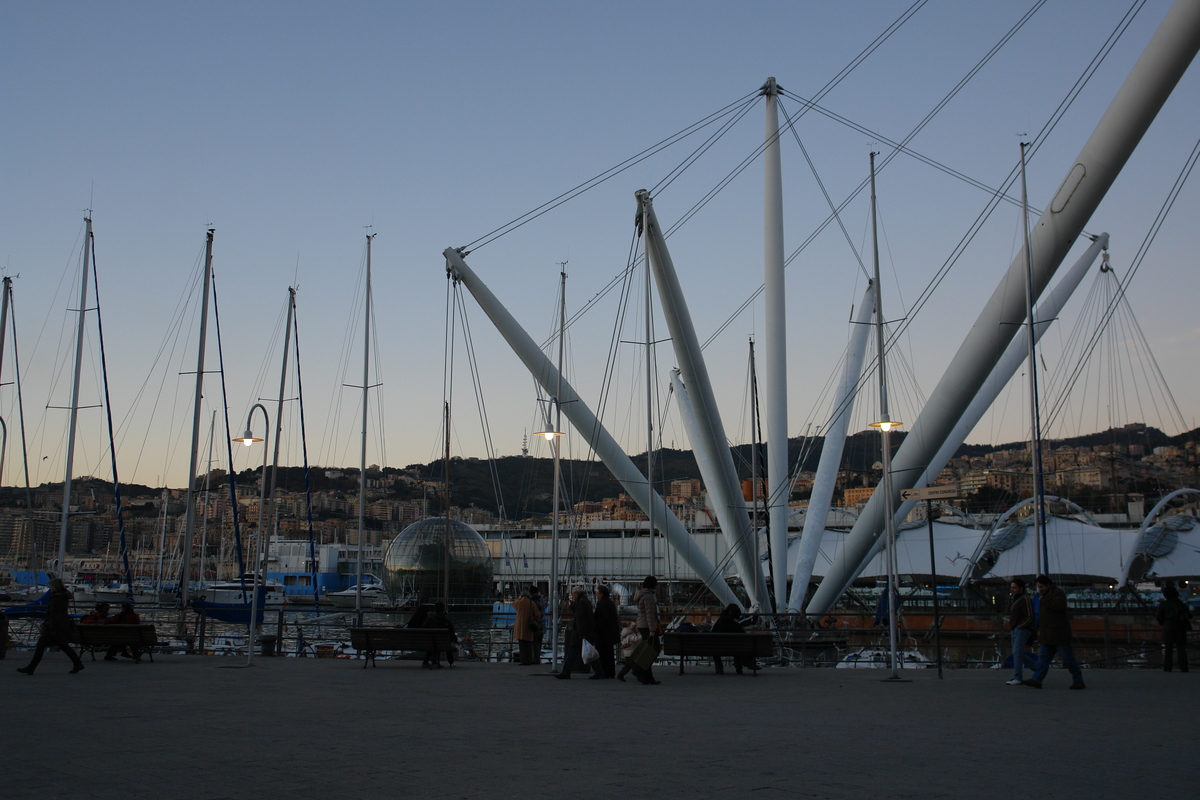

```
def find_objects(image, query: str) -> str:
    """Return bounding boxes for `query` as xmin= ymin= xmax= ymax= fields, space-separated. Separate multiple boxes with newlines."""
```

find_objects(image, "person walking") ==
xmin=1006 ymin=577 xmax=1037 ymax=685
xmin=617 ymin=575 xmax=661 ymax=685
xmin=17 ymin=578 xmax=84 ymax=675
xmin=512 ymin=587 xmax=543 ymax=666
xmin=555 ymin=588 xmax=594 ymax=680
xmin=1156 ymin=582 xmax=1192 ymax=673
xmin=1022 ymin=575 xmax=1085 ymax=690
xmin=591 ymin=584 xmax=621 ymax=679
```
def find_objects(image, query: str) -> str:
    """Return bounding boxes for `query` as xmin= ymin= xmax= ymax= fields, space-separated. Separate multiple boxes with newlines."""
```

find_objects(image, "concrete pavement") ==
xmin=2 ymin=653 xmax=1194 ymax=799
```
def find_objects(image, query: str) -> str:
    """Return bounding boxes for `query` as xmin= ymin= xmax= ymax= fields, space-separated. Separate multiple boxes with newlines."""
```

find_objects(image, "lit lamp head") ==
xmin=869 ymin=416 xmax=903 ymax=433
xmin=232 ymin=429 xmax=263 ymax=447
xmin=533 ymin=398 xmax=564 ymax=441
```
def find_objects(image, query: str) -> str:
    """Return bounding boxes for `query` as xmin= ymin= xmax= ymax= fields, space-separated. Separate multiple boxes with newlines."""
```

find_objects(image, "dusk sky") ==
xmin=2 ymin=0 xmax=1197 ymax=491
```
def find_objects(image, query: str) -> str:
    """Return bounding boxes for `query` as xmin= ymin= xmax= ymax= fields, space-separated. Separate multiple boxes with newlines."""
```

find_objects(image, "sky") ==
xmin=1 ymin=0 xmax=1197 ymax=492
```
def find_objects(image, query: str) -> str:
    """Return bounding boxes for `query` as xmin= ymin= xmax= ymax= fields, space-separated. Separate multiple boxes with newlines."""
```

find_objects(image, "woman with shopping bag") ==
xmin=618 ymin=575 xmax=661 ymax=684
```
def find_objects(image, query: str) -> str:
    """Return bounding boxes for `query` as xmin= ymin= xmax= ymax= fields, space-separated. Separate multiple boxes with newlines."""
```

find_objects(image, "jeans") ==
xmin=1030 ymin=643 xmax=1083 ymax=684
xmin=1010 ymin=628 xmax=1033 ymax=680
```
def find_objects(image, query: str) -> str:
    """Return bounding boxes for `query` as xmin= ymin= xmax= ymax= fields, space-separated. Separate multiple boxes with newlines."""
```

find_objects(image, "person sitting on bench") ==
xmin=81 ymin=602 xmax=111 ymax=625
xmin=104 ymin=602 xmax=143 ymax=663
xmin=711 ymin=603 xmax=757 ymax=675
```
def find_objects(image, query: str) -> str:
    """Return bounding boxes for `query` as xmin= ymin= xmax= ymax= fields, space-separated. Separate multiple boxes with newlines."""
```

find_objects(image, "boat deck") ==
xmin=2 ymin=653 xmax=1193 ymax=798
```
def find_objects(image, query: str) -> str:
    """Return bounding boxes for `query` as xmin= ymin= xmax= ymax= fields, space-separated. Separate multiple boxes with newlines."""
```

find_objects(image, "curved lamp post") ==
xmin=233 ymin=403 xmax=269 ymax=666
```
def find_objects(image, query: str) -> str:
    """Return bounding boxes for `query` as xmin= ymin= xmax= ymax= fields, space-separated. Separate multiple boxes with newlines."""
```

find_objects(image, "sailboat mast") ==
xmin=56 ymin=217 xmax=93 ymax=575
xmin=267 ymin=288 xmax=294 ymax=582
xmin=550 ymin=266 xmax=566 ymax=665
xmin=749 ymin=338 xmax=760 ymax=571
xmin=177 ymin=229 xmax=214 ymax=610
xmin=357 ymin=234 xmax=373 ymax=615
xmin=644 ymin=255 xmax=655 ymax=571
xmin=4 ymin=277 xmax=37 ymax=583
xmin=1020 ymin=142 xmax=1048 ymax=576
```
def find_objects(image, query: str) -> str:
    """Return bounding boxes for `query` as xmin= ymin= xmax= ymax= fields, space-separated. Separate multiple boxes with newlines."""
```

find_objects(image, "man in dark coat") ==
xmin=1157 ymin=582 xmax=1192 ymax=672
xmin=1023 ymin=575 xmax=1085 ymax=690
xmin=17 ymin=578 xmax=84 ymax=675
xmin=591 ymin=585 xmax=621 ymax=679
xmin=555 ymin=588 xmax=594 ymax=680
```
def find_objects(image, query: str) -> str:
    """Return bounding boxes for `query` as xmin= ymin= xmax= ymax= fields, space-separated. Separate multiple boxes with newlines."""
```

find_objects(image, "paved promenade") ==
xmin=2 ymin=653 xmax=1194 ymax=799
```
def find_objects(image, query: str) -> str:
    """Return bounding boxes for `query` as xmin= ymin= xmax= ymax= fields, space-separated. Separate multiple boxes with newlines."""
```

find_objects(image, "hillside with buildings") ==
xmin=0 ymin=424 xmax=1195 ymax=569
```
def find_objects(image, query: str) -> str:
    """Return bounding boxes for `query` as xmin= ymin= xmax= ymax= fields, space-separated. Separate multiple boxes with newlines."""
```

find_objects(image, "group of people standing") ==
xmin=510 ymin=575 xmax=665 ymax=684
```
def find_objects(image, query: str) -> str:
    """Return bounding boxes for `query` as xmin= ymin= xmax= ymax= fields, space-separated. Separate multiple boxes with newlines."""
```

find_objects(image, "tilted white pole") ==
xmin=638 ymin=191 xmax=770 ymax=610
xmin=787 ymin=283 xmax=875 ymax=611
xmin=671 ymin=369 xmax=766 ymax=597
xmin=762 ymin=77 xmax=790 ymax=611
xmin=809 ymin=0 xmax=1200 ymax=614
xmin=444 ymin=247 xmax=740 ymax=607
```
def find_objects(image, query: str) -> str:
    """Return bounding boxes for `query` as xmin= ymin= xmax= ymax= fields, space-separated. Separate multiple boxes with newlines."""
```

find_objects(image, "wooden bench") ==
xmin=349 ymin=627 xmax=454 ymax=668
xmin=76 ymin=624 xmax=159 ymax=663
xmin=662 ymin=632 xmax=774 ymax=675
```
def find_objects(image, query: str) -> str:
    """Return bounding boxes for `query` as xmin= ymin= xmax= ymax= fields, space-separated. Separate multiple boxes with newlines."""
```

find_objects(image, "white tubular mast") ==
xmin=638 ymin=190 xmax=770 ymax=611
xmin=808 ymin=0 xmax=1200 ymax=614
xmin=787 ymin=283 xmax=875 ymax=612
xmin=444 ymin=247 xmax=740 ymax=608
xmin=762 ymin=77 xmax=789 ymax=610
xmin=670 ymin=369 xmax=765 ymax=597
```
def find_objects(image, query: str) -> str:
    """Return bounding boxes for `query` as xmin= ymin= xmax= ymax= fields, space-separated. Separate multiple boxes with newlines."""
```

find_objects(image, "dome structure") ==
xmin=383 ymin=517 xmax=493 ymax=604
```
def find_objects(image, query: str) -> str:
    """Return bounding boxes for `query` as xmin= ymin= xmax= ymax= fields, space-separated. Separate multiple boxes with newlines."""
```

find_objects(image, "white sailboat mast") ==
xmin=357 ymin=233 xmax=374 ymax=615
xmin=177 ymin=229 xmax=214 ymax=609
xmin=1020 ymin=142 xmax=1048 ymax=575
xmin=808 ymin=0 xmax=1200 ymax=614
xmin=762 ymin=77 xmax=789 ymax=610
xmin=56 ymin=217 xmax=93 ymax=574
xmin=644 ymin=250 xmax=656 ymax=571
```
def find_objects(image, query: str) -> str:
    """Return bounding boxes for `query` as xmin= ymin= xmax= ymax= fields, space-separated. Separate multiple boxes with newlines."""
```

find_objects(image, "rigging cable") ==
xmin=87 ymin=224 xmax=136 ymax=601
xmin=1043 ymin=131 xmax=1200 ymax=432
xmin=289 ymin=292 xmax=323 ymax=609
xmin=464 ymin=92 xmax=761 ymax=252
xmin=208 ymin=269 xmax=248 ymax=595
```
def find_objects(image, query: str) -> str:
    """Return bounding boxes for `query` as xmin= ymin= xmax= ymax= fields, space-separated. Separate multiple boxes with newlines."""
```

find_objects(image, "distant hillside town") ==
xmin=0 ymin=423 xmax=1195 ymax=574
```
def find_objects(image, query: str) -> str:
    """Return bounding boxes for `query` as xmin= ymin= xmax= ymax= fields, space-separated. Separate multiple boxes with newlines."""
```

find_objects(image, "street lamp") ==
xmin=869 ymin=415 xmax=904 ymax=679
xmin=232 ymin=403 xmax=269 ymax=666
xmin=534 ymin=398 xmax=564 ymax=669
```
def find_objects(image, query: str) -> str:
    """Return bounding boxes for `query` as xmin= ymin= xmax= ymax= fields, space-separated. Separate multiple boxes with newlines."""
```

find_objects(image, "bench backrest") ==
xmin=662 ymin=631 xmax=774 ymax=657
xmin=76 ymin=624 xmax=158 ymax=646
xmin=349 ymin=627 xmax=453 ymax=651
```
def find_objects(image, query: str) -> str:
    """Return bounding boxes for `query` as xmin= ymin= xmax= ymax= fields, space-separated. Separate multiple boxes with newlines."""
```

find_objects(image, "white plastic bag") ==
xmin=581 ymin=638 xmax=600 ymax=664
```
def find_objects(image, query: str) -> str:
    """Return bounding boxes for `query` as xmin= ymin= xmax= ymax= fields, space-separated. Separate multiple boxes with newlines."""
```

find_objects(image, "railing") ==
xmin=0 ymin=602 xmax=1176 ymax=669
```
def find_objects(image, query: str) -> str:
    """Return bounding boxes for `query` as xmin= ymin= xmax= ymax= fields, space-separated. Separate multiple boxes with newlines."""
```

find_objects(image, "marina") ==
xmin=2 ymin=0 xmax=1200 ymax=693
